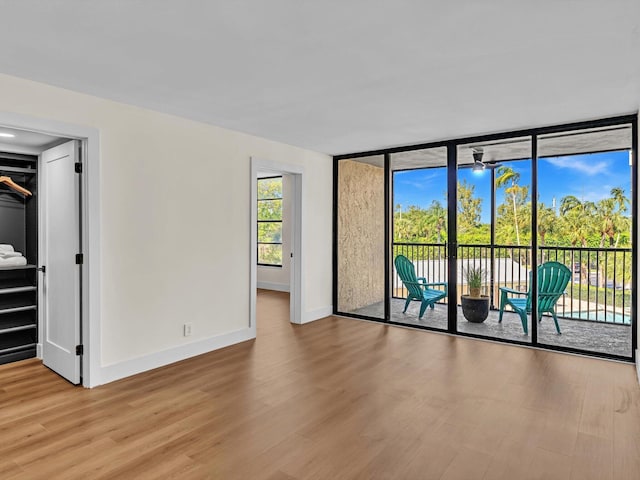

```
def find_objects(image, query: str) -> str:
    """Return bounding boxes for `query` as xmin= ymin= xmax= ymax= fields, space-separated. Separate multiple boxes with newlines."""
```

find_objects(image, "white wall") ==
xmin=257 ymin=174 xmax=291 ymax=292
xmin=0 ymin=73 xmax=332 ymax=384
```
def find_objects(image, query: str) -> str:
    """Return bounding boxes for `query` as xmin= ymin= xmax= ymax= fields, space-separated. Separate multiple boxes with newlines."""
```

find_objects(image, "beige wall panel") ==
xmin=337 ymin=160 xmax=385 ymax=312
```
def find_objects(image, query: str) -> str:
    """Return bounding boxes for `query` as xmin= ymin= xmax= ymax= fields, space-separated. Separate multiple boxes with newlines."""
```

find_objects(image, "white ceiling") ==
xmin=0 ymin=1 xmax=639 ymax=155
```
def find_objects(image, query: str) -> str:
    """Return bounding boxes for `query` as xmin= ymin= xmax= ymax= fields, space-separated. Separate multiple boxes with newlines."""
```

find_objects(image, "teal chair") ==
xmin=394 ymin=255 xmax=447 ymax=319
xmin=498 ymin=261 xmax=571 ymax=334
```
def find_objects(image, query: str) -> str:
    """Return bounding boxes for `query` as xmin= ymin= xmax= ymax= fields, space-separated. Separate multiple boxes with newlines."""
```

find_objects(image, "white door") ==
xmin=41 ymin=140 xmax=81 ymax=384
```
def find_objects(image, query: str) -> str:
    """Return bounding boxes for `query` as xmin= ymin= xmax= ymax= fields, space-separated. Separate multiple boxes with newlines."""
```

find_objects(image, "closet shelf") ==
xmin=0 ymin=342 xmax=37 ymax=355
xmin=0 ymin=265 xmax=37 ymax=271
xmin=0 ymin=319 xmax=36 ymax=334
xmin=0 ymin=286 xmax=36 ymax=295
xmin=0 ymin=305 xmax=36 ymax=315
xmin=0 ymin=278 xmax=34 ymax=290
xmin=0 ymin=331 xmax=36 ymax=354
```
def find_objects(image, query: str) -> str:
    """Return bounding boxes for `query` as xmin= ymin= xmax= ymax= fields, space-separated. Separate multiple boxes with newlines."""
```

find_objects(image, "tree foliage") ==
xmin=257 ymin=177 xmax=283 ymax=265
xmin=393 ymin=183 xmax=631 ymax=250
xmin=457 ymin=180 xmax=482 ymax=237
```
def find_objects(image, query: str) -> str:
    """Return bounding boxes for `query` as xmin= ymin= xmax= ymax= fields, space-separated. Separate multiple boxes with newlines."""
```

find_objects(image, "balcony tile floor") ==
xmin=350 ymin=299 xmax=632 ymax=357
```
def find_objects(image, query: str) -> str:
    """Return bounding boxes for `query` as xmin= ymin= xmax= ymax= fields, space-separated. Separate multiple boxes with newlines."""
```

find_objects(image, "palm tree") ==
xmin=394 ymin=216 xmax=411 ymax=241
xmin=537 ymin=203 xmax=557 ymax=262
xmin=610 ymin=187 xmax=630 ymax=246
xmin=614 ymin=215 xmax=630 ymax=248
xmin=457 ymin=180 xmax=482 ymax=235
xmin=426 ymin=200 xmax=447 ymax=244
xmin=594 ymin=198 xmax=616 ymax=247
xmin=560 ymin=196 xmax=595 ymax=247
xmin=560 ymin=196 xmax=596 ymax=282
xmin=495 ymin=166 xmax=523 ymax=245
xmin=610 ymin=187 xmax=629 ymax=213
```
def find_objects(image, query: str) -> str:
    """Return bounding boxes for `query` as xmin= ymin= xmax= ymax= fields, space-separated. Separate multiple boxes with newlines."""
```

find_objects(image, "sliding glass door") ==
xmin=536 ymin=123 xmax=635 ymax=357
xmin=390 ymin=147 xmax=448 ymax=330
xmin=333 ymin=115 xmax=637 ymax=362
xmin=455 ymin=137 xmax=533 ymax=344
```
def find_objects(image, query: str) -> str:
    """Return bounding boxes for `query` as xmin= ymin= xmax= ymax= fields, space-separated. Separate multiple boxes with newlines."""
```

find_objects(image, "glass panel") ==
xmin=258 ymin=243 xmax=282 ymax=265
xmin=258 ymin=222 xmax=282 ymax=243
xmin=257 ymin=199 xmax=283 ymax=220
xmin=390 ymin=147 xmax=448 ymax=330
xmin=336 ymin=156 xmax=386 ymax=319
xmin=537 ymin=124 xmax=633 ymax=357
xmin=257 ymin=177 xmax=282 ymax=199
xmin=456 ymin=137 xmax=533 ymax=343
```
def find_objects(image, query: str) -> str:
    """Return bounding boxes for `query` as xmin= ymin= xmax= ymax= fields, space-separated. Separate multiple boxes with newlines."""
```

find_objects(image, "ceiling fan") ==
xmin=459 ymin=147 xmax=502 ymax=172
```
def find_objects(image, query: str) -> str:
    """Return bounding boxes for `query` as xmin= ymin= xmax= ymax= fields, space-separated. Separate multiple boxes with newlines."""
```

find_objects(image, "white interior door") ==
xmin=41 ymin=140 xmax=81 ymax=384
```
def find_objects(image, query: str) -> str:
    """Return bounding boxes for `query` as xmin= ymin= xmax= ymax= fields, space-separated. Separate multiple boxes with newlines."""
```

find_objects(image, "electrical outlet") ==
xmin=183 ymin=323 xmax=192 ymax=337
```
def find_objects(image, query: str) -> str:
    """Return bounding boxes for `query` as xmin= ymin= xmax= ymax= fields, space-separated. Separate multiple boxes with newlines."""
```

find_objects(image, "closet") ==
xmin=0 ymin=152 xmax=38 ymax=365
xmin=0 ymin=127 xmax=82 ymax=384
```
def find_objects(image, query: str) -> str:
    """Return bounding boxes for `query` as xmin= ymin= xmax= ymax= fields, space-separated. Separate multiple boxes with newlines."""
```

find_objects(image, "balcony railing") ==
xmin=393 ymin=243 xmax=632 ymax=325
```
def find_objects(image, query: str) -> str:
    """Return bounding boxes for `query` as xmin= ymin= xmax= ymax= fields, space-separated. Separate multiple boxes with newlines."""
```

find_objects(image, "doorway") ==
xmin=0 ymin=118 xmax=96 ymax=386
xmin=250 ymin=158 xmax=303 ymax=331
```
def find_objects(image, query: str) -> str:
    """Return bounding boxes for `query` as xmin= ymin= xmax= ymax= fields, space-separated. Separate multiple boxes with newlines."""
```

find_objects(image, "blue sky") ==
xmin=393 ymin=150 xmax=631 ymax=223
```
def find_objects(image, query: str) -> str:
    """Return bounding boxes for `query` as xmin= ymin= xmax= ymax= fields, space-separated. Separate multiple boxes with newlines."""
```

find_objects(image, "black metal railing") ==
xmin=393 ymin=242 xmax=632 ymax=325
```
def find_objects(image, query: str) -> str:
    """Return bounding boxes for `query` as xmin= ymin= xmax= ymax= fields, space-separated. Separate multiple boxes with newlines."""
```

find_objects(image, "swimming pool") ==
xmin=567 ymin=310 xmax=631 ymax=325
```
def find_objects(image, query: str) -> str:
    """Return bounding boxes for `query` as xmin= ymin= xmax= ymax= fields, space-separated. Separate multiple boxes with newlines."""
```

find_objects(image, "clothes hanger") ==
xmin=0 ymin=176 xmax=32 ymax=196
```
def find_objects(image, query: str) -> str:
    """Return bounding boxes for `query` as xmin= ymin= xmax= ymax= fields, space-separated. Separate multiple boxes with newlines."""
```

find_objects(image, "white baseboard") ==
xmin=257 ymin=281 xmax=290 ymax=292
xmin=303 ymin=305 xmax=333 ymax=324
xmin=36 ymin=343 xmax=42 ymax=359
xmin=98 ymin=327 xmax=255 ymax=386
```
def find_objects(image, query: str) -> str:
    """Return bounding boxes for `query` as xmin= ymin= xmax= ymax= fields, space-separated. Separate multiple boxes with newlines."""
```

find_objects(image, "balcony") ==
xmin=335 ymin=117 xmax=636 ymax=360
xmin=351 ymin=242 xmax=632 ymax=357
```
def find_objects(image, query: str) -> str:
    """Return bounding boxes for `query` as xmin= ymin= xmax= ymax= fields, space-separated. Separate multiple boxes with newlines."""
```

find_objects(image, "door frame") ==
xmin=250 ymin=157 xmax=304 ymax=329
xmin=0 ymin=111 xmax=100 ymax=387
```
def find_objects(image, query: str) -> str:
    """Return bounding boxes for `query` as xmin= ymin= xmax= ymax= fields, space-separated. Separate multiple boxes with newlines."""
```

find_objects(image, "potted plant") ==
xmin=461 ymin=265 xmax=490 ymax=323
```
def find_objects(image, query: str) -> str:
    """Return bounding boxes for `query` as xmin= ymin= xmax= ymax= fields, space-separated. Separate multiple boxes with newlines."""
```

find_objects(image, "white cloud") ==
xmin=400 ymin=180 xmax=427 ymax=189
xmin=542 ymin=157 xmax=610 ymax=176
xmin=565 ymin=183 xmax=617 ymax=203
xmin=579 ymin=190 xmax=613 ymax=203
xmin=397 ymin=171 xmax=442 ymax=190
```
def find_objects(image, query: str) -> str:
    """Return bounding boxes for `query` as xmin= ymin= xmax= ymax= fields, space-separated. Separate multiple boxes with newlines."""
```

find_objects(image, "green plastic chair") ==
xmin=498 ymin=261 xmax=571 ymax=335
xmin=394 ymin=255 xmax=447 ymax=319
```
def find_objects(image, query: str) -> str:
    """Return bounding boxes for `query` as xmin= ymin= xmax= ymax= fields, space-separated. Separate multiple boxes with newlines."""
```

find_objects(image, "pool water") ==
xmin=567 ymin=311 xmax=631 ymax=325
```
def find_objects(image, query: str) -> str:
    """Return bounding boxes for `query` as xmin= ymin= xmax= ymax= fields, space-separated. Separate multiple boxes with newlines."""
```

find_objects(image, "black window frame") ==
xmin=333 ymin=114 xmax=638 ymax=364
xmin=257 ymin=175 xmax=283 ymax=267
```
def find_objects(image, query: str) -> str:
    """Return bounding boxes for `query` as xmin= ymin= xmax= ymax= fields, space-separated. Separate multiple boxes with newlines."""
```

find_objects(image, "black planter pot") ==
xmin=461 ymin=295 xmax=490 ymax=323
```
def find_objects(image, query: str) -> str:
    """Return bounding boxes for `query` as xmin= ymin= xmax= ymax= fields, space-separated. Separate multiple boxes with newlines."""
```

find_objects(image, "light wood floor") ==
xmin=0 ymin=290 xmax=639 ymax=479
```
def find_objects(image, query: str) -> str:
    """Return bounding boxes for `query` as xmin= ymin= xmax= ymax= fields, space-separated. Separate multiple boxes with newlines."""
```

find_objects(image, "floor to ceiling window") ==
xmin=333 ymin=115 xmax=637 ymax=362
xmin=535 ymin=125 xmax=634 ymax=357
xmin=455 ymin=137 xmax=534 ymax=345
xmin=390 ymin=147 xmax=449 ymax=330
